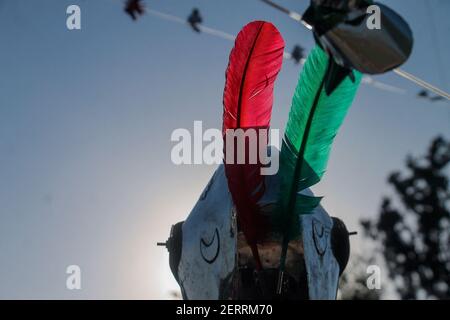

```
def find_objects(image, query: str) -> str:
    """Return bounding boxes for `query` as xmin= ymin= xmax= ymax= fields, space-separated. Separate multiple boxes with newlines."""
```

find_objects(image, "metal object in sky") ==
xmin=160 ymin=164 xmax=347 ymax=299
xmin=259 ymin=0 xmax=450 ymax=101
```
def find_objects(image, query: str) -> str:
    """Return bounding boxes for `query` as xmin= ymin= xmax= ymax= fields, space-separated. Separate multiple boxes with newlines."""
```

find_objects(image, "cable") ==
xmin=362 ymin=76 xmax=406 ymax=95
xmin=147 ymin=8 xmax=185 ymax=24
xmin=147 ymin=9 xmax=236 ymax=41
xmin=199 ymin=25 xmax=236 ymax=41
xmin=260 ymin=0 xmax=309 ymax=28
xmin=146 ymin=8 xmax=405 ymax=96
xmin=424 ymin=0 xmax=447 ymax=89
xmin=393 ymin=68 xmax=450 ymax=100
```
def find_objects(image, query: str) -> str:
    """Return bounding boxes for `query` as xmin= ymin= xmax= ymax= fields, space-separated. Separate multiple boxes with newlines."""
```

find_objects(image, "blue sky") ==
xmin=0 ymin=0 xmax=449 ymax=299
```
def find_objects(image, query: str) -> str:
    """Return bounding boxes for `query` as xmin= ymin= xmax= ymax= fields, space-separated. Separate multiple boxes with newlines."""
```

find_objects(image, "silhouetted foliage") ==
xmin=290 ymin=45 xmax=305 ymax=64
xmin=187 ymin=8 xmax=203 ymax=33
xmin=417 ymin=90 xmax=445 ymax=102
xmin=362 ymin=136 xmax=450 ymax=299
xmin=124 ymin=0 xmax=145 ymax=21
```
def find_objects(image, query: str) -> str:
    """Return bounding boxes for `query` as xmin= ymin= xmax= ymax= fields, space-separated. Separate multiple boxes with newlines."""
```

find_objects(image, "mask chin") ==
xmin=231 ymin=232 xmax=309 ymax=300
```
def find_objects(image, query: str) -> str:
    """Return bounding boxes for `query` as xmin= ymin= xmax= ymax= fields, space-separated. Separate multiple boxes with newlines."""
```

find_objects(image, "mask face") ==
xmin=164 ymin=161 xmax=349 ymax=300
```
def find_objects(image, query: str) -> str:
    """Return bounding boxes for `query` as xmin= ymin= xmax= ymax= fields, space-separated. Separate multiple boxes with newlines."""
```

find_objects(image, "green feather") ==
xmin=276 ymin=45 xmax=362 ymax=239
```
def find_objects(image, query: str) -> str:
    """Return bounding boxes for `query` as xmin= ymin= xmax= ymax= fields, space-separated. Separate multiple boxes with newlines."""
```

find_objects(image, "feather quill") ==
xmin=222 ymin=21 xmax=285 ymax=269
xmin=275 ymin=45 xmax=361 ymax=291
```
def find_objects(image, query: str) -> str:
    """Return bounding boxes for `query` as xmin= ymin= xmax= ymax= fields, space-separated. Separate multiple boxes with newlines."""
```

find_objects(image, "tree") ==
xmin=362 ymin=136 xmax=450 ymax=299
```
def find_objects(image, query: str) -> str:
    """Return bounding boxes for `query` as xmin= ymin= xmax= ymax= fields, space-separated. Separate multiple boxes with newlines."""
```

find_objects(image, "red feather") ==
xmin=222 ymin=21 xmax=284 ymax=269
